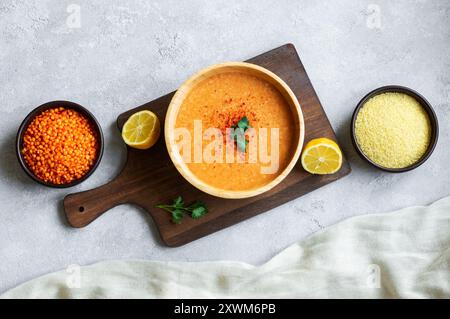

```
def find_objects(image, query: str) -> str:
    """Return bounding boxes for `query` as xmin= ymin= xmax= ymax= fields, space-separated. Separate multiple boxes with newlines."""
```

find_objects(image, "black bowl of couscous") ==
xmin=351 ymin=86 xmax=438 ymax=173
xmin=16 ymin=101 xmax=104 ymax=188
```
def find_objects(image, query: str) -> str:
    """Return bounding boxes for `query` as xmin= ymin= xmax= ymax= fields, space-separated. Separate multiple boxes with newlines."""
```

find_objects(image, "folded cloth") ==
xmin=2 ymin=196 xmax=449 ymax=299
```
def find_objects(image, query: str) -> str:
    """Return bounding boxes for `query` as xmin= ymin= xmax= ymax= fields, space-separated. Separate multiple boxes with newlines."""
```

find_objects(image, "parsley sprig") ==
xmin=231 ymin=116 xmax=251 ymax=152
xmin=156 ymin=196 xmax=208 ymax=224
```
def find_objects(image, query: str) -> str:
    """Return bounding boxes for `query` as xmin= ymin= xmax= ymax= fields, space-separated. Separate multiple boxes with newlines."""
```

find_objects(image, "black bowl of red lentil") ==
xmin=16 ymin=101 xmax=104 ymax=188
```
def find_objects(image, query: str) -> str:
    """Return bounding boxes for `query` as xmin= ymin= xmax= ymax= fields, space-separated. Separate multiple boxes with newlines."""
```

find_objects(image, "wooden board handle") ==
xmin=64 ymin=180 xmax=126 ymax=228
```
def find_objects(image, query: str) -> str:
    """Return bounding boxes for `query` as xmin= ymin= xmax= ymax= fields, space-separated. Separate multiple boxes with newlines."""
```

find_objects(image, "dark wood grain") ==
xmin=64 ymin=44 xmax=351 ymax=246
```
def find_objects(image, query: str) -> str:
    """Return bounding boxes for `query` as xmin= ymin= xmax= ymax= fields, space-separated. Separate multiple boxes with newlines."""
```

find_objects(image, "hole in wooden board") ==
xmin=79 ymin=206 xmax=85 ymax=213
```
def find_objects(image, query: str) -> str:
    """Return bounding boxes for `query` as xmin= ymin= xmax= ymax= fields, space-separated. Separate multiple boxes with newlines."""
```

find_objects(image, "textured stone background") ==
xmin=0 ymin=0 xmax=449 ymax=293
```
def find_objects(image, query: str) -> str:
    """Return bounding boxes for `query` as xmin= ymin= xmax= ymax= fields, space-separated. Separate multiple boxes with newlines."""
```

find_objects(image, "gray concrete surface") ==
xmin=0 ymin=0 xmax=449 ymax=294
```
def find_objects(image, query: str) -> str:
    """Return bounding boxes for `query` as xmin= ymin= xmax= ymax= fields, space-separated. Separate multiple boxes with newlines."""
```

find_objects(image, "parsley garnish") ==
xmin=231 ymin=116 xmax=251 ymax=152
xmin=156 ymin=196 xmax=208 ymax=224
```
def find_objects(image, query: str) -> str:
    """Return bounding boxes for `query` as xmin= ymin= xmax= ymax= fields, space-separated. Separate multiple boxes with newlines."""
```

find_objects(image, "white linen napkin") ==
xmin=2 ymin=196 xmax=449 ymax=298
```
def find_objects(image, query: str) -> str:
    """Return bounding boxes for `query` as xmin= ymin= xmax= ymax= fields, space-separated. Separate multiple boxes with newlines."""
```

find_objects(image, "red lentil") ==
xmin=21 ymin=107 xmax=99 ymax=185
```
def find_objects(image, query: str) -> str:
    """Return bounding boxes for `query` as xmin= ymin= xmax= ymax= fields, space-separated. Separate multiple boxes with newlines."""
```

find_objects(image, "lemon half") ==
xmin=122 ymin=110 xmax=160 ymax=150
xmin=301 ymin=138 xmax=343 ymax=175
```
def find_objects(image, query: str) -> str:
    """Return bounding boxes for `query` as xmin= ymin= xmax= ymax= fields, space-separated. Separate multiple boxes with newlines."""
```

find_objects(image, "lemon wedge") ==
xmin=122 ymin=110 xmax=160 ymax=150
xmin=301 ymin=138 xmax=343 ymax=174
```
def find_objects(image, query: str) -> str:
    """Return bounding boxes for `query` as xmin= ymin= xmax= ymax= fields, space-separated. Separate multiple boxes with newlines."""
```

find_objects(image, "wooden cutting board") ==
xmin=64 ymin=43 xmax=351 ymax=246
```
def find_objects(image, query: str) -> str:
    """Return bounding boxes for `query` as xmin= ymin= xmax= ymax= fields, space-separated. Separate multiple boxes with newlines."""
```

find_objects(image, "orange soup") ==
xmin=175 ymin=71 xmax=297 ymax=191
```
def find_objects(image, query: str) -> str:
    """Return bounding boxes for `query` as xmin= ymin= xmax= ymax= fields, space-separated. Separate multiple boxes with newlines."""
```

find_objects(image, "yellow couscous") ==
xmin=355 ymin=92 xmax=431 ymax=169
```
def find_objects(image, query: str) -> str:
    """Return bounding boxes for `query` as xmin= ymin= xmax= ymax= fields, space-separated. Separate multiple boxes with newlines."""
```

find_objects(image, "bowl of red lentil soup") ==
xmin=16 ymin=101 xmax=104 ymax=188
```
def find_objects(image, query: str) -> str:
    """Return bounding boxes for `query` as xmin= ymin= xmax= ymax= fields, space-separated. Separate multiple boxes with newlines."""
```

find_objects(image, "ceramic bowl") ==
xmin=351 ymin=85 xmax=438 ymax=172
xmin=16 ymin=100 xmax=104 ymax=188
